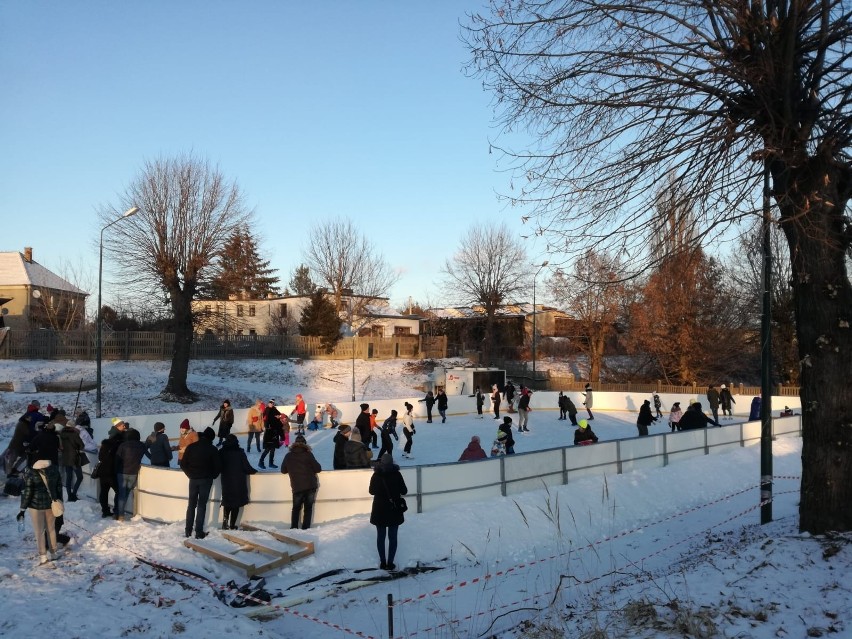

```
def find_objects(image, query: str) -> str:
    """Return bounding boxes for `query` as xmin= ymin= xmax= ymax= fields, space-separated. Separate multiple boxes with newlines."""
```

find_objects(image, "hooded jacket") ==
xmin=369 ymin=462 xmax=407 ymax=527
xmin=219 ymin=437 xmax=256 ymax=508
xmin=281 ymin=441 xmax=322 ymax=493
xmin=458 ymin=439 xmax=487 ymax=461
xmin=180 ymin=433 xmax=222 ymax=480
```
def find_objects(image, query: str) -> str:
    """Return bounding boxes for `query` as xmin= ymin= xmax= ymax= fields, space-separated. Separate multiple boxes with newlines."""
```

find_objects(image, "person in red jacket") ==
xmin=291 ymin=394 xmax=307 ymax=435
xmin=458 ymin=435 xmax=487 ymax=461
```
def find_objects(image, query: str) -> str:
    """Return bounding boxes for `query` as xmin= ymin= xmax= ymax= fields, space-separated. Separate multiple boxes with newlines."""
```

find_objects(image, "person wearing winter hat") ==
xmin=401 ymin=402 xmax=416 ymax=459
xmin=706 ymin=384 xmax=721 ymax=425
xmin=281 ymin=433 xmax=321 ymax=529
xmin=355 ymin=403 xmax=372 ymax=444
xmin=574 ymin=419 xmax=599 ymax=446
xmin=719 ymin=384 xmax=736 ymax=419
xmin=179 ymin=424 xmax=222 ymax=539
xmin=344 ymin=428 xmax=372 ymax=469
xmin=58 ymin=415 xmax=85 ymax=501
xmin=212 ymin=399 xmax=235 ymax=447
xmin=145 ymin=421 xmax=173 ymax=468
xmin=218 ymin=434 xmax=257 ymax=530
xmin=636 ymin=399 xmax=655 ymax=436
xmin=678 ymin=401 xmax=721 ymax=430
xmin=498 ymin=416 xmax=516 ymax=454
xmin=108 ymin=418 xmax=129 ymax=439
xmin=369 ymin=452 xmax=407 ymax=570
xmin=17 ymin=458 xmax=63 ymax=565
xmin=332 ymin=424 xmax=351 ymax=470
xmin=490 ymin=430 xmax=508 ymax=457
xmin=114 ymin=429 xmax=146 ymax=521
xmin=458 ymin=435 xmax=487 ymax=461
xmin=172 ymin=419 xmax=199 ymax=463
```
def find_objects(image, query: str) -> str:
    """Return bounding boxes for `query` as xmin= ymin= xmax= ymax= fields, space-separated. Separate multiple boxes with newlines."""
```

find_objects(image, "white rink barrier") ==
xmin=77 ymin=394 xmax=801 ymax=528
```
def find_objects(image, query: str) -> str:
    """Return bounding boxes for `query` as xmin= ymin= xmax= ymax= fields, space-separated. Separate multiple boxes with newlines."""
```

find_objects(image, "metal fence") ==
xmin=0 ymin=329 xmax=448 ymax=362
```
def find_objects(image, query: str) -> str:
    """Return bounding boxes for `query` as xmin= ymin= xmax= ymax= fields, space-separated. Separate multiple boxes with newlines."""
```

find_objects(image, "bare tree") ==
xmin=100 ymin=154 xmax=250 ymax=402
xmin=551 ymin=251 xmax=627 ymax=383
xmin=442 ymin=223 xmax=529 ymax=364
xmin=302 ymin=218 xmax=398 ymax=316
xmin=466 ymin=1 xmax=852 ymax=533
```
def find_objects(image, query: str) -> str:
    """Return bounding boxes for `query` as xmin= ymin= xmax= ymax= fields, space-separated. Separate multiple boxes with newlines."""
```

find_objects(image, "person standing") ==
xmin=504 ymin=380 xmax=516 ymax=413
xmin=668 ymin=402 xmax=683 ymax=432
xmin=97 ymin=426 xmax=124 ymax=518
xmin=435 ymin=388 xmax=449 ymax=423
xmin=173 ymin=419 xmax=199 ymax=464
xmin=246 ymin=399 xmax=264 ymax=453
xmin=636 ymin=400 xmax=655 ymax=436
xmin=719 ymin=384 xmax=736 ymax=419
xmin=145 ymin=421 xmax=173 ymax=468
xmin=17 ymin=458 xmax=63 ymax=565
xmin=517 ymin=388 xmax=532 ymax=432
xmin=369 ymin=409 xmax=380 ymax=449
xmin=114 ymin=428 xmax=147 ymax=521
xmin=218 ymin=434 xmax=257 ymax=530
xmin=212 ymin=399 xmax=235 ymax=447
xmin=401 ymin=403 xmax=416 ymax=459
xmin=368 ymin=453 xmax=407 ymax=570
xmin=558 ymin=392 xmax=569 ymax=420
xmin=491 ymin=385 xmax=502 ymax=419
xmin=281 ymin=434 xmax=322 ymax=530
xmin=378 ymin=410 xmax=399 ymax=460
xmin=259 ymin=409 xmax=283 ymax=469
xmin=678 ymin=402 xmax=721 ymax=429
xmin=652 ymin=392 xmax=663 ymax=419
xmin=332 ymin=425 xmax=351 ymax=470
xmin=582 ymin=384 xmax=595 ymax=420
xmin=180 ymin=427 xmax=222 ymax=539
xmin=355 ymin=403 xmax=372 ymax=443
xmin=419 ymin=391 xmax=436 ymax=423
xmin=291 ymin=394 xmax=307 ymax=435
xmin=706 ymin=384 xmax=721 ymax=424
xmin=57 ymin=416 xmax=85 ymax=502
xmin=474 ymin=386 xmax=485 ymax=418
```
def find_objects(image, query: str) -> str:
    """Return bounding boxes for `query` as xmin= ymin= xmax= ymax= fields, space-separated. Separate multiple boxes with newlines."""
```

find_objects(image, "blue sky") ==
xmin=0 ymin=1 xmax=545 ymax=310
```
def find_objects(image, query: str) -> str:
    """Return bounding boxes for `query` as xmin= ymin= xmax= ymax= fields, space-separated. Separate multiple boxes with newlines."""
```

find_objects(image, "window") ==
xmin=248 ymin=305 xmax=256 ymax=317
xmin=204 ymin=304 xmax=212 ymax=314
xmin=237 ymin=304 xmax=244 ymax=317
xmin=249 ymin=329 xmax=256 ymax=335
xmin=279 ymin=303 xmax=287 ymax=317
xmin=394 ymin=326 xmax=411 ymax=335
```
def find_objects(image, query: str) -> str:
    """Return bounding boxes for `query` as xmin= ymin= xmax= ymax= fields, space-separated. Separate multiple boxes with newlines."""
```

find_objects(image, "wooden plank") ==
xmin=239 ymin=523 xmax=315 ymax=557
xmin=183 ymin=539 xmax=256 ymax=574
xmin=221 ymin=532 xmax=292 ymax=559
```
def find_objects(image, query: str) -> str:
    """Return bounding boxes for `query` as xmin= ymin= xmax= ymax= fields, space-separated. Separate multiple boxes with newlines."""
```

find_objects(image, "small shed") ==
xmin=444 ymin=367 xmax=505 ymax=396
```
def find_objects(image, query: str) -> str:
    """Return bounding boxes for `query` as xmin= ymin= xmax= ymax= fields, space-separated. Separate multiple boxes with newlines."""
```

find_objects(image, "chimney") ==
xmin=23 ymin=247 xmax=33 ymax=262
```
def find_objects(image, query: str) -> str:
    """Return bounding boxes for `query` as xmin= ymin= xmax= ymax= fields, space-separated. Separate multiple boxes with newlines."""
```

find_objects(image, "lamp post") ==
xmin=341 ymin=288 xmax=356 ymax=402
xmin=532 ymin=260 xmax=549 ymax=376
xmin=96 ymin=206 xmax=139 ymax=418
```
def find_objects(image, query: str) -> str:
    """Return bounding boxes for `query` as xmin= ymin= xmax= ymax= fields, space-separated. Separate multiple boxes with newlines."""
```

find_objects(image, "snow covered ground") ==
xmin=0 ymin=358 xmax=849 ymax=639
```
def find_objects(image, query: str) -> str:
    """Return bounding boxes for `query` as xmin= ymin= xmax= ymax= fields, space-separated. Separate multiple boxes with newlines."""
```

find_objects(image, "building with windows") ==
xmin=0 ymin=247 xmax=88 ymax=330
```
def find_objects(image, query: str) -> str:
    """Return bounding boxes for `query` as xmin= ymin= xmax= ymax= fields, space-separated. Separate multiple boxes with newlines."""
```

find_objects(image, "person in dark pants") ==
xmin=218 ymin=434 xmax=257 ymax=530
xmin=491 ymin=385 xmax=502 ymax=419
xmin=636 ymin=400 xmax=655 ymax=436
xmin=97 ymin=427 xmax=125 ymax=518
xmin=369 ymin=453 xmax=407 ymax=571
xmin=180 ymin=427 xmax=222 ymax=539
xmin=435 ymin=388 xmax=449 ymax=423
xmin=378 ymin=410 xmax=399 ymax=460
xmin=281 ymin=434 xmax=322 ymax=529
xmin=212 ymin=399 xmax=234 ymax=446
xmin=355 ymin=403 xmax=372 ymax=444
xmin=419 ymin=391 xmax=436 ymax=423
xmin=475 ymin=387 xmax=485 ymax=418
xmin=114 ymin=428 xmax=147 ymax=521
xmin=145 ymin=421 xmax=173 ymax=468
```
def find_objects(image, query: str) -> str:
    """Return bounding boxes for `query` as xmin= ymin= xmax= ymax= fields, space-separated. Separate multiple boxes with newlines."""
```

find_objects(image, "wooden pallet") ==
xmin=183 ymin=523 xmax=314 ymax=578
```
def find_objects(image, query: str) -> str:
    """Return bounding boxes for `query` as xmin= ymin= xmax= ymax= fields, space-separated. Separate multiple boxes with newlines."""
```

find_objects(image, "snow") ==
xmin=1 ymin=358 xmax=849 ymax=639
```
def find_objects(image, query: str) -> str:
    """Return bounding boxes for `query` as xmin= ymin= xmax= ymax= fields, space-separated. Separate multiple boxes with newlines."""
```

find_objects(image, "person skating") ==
xmin=706 ymin=385 xmax=721 ymax=424
xmin=369 ymin=409 xmax=380 ymax=449
xmin=401 ymin=403 xmax=416 ymax=458
xmin=719 ymin=384 xmax=736 ymax=419
xmin=668 ymin=402 xmax=683 ymax=432
xmin=498 ymin=416 xmax=516 ymax=454
xmin=582 ymin=384 xmax=595 ymax=420
xmin=636 ymin=400 xmax=655 ymax=436
xmin=245 ymin=399 xmax=264 ymax=453
xmin=212 ymin=399 xmax=234 ymax=446
xmin=355 ymin=403 xmax=372 ymax=443
xmin=369 ymin=453 xmax=407 ymax=571
xmin=291 ymin=394 xmax=308 ymax=435
xmin=419 ymin=391 xmax=436 ymax=423
xmin=517 ymin=388 xmax=532 ymax=432
xmin=574 ymin=419 xmax=599 ymax=445
xmin=491 ymin=385 xmax=502 ymax=419
xmin=474 ymin=386 xmax=485 ymax=418
xmin=504 ymin=380 xmax=517 ymax=413
xmin=435 ymin=388 xmax=449 ymax=423
xmin=652 ymin=392 xmax=663 ymax=419
xmin=558 ymin=392 xmax=569 ymax=420
xmin=259 ymin=408 xmax=283 ymax=469
xmin=378 ymin=410 xmax=399 ymax=460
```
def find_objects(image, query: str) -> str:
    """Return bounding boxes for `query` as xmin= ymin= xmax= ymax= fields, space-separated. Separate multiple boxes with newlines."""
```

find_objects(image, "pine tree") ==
xmin=298 ymin=290 xmax=341 ymax=353
xmin=289 ymin=264 xmax=317 ymax=296
xmin=199 ymin=224 xmax=280 ymax=299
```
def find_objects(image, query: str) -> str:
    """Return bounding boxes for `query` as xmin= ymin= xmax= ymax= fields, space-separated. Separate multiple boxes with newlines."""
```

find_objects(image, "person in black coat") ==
xmin=145 ymin=421 xmax=173 ymax=468
xmin=329 ymin=424 xmax=349 ymax=470
xmin=212 ymin=399 xmax=235 ymax=446
xmin=369 ymin=453 xmax=408 ymax=570
xmin=259 ymin=407 xmax=283 ymax=469
xmin=574 ymin=419 xmax=599 ymax=445
xmin=678 ymin=402 xmax=721 ymax=430
xmin=378 ymin=410 xmax=399 ymax=459
xmin=97 ymin=432 xmax=124 ymax=517
xmin=435 ymin=389 xmax=449 ymax=423
xmin=180 ymin=427 xmax=222 ymax=539
xmin=114 ymin=428 xmax=147 ymax=521
xmin=636 ymin=400 xmax=655 ymax=436
xmin=355 ymin=403 xmax=372 ymax=443
xmin=281 ymin=435 xmax=322 ymax=529
xmin=498 ymin=416 xmax=516 ymax=454
xmin=218 ymin=434 xmax=257 ymax=530
xmin=29 ymin=421 xmax=60 ymax=467
xmin=419 ymin=391 xmax=436 ymax=423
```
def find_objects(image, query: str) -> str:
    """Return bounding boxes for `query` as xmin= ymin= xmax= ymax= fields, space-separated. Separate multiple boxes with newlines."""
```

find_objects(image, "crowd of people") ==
xmin=3 ymin=382 xmax=749 ymax=569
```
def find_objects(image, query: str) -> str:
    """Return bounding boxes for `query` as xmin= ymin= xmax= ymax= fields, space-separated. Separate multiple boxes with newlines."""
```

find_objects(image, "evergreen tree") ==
xmin=298 ymin=290 xmax=341 ymax=353
xmin=289 ymin=264 xmax=317 ymax=296
xmin=199 ymin=224 xmax=280 ymax=299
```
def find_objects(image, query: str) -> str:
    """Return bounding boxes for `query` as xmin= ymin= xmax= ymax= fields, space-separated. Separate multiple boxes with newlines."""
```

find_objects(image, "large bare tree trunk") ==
xmin=780 ymin=168 xmax=852 ymax=533
xmin=161 ymin=290 xmax=196 ymax=401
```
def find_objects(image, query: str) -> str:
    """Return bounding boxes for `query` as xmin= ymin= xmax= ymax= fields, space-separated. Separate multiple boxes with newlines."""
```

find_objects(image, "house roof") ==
xmin=0 ymin=251 xmax=88 ymax=296
xmin=426 ymin=304 xmax=565 ymax=319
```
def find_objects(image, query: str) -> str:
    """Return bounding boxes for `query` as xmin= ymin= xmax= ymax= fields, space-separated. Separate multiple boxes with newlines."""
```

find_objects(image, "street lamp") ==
xmin=341 ymin=288 xmax=356 ymax=401
xmin=96 ymin=206 xmax=139 ymax=418
xmin=532 ymin=260 xmax=549 ymax=376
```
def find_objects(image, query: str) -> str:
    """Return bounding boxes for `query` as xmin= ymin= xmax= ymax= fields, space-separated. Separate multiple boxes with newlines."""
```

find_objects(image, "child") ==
xmin=490 ymin=431 xmax=507 ymax=457
xmin=652 ymin=392 xmax=663 ymax=419
xmin=668 ymin=402 xmax=683 ymax=432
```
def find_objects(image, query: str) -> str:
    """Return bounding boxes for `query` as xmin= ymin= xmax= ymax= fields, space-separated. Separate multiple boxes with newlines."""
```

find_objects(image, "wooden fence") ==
xmin=0 ymin=329 xmax=447 ymax=362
